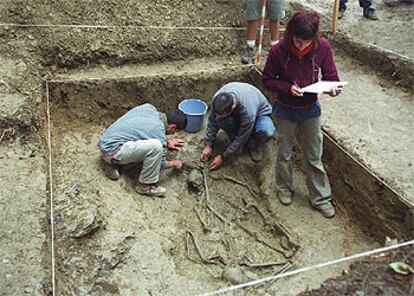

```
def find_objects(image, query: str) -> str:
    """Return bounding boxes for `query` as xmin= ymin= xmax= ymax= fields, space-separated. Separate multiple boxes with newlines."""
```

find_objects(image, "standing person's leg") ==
xmin=115 ymin=139 xmax=166 ymax=197
xmin=246 ymin=115 xmax=275 ymax=161
xmin=297 ymin=117 xmax=335 ymax=218
xmin=338 ymin=0 xmax=348 ymax=19
xmin=242 ymin=0 xmax=262 ymax=64
xmin=359 ymin=0 xmax=378 ymax=20
xmin=246 ymin=20 xmax=259 ymax=43
xmin=274 ymin=117 xmax=296 ymax=205
xmin=267 ymin=0 xmax=285 ymax=45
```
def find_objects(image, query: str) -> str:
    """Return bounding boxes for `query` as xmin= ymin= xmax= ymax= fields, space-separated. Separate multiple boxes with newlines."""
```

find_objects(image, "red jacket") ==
xmin=262 ymin=38 xmax=340 ymax=108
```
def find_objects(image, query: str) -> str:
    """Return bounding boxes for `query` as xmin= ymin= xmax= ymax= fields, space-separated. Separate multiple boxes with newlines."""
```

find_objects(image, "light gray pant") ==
xmin=275 ymin=116 xmax=331 ymax=206
xmin=104 ymin=139 xmax=163 ymax=184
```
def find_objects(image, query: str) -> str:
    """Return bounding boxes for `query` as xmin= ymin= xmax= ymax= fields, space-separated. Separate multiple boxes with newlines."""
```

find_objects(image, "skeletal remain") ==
xmin=193 ymin=206 xmax=210 ymax=233
xmin=187 ymin=169 xmax=204 ymax=194
xmin=235 ymin=219 xmax=293 ymax=258
xmin=206 ymin=203 xmax=232 ymax=226
xmin=186 ymin=230 xmax=226 ymax=265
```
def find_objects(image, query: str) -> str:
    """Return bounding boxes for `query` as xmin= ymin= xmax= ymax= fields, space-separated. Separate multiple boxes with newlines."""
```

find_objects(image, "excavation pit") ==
xmin=47 ymin=61 xmax=411 ymax=295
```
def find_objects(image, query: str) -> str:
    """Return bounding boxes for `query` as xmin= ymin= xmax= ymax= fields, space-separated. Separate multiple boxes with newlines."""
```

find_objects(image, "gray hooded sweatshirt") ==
xmin=205 ymin=82 xmax=272 ymax=159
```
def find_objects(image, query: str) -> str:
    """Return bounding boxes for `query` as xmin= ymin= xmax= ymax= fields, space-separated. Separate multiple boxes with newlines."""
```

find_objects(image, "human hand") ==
xmin=169 ymin=160 xmax=184 ymax=171
xmin=209 ymin=155 xmax=223 ymax=171
xmin=200 ymin=145 xmax=213 ymax=162
xmin=167 ymin=138 xmax=184 ymax=150
xmin=329 ymin=86 xmax=343 ymax=97
xmin=291 ymin=84 xmax=304 ymax=97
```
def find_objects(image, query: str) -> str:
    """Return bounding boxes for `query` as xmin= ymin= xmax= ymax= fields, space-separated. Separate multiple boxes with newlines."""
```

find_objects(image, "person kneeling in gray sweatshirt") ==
xmin=98 ymin=103 xmax=187 ymax=197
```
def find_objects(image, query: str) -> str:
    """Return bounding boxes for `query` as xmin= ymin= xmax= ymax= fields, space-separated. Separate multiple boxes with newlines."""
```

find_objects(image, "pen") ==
xmin=293 ymin=80 xmax=300 ymax=88
xmin=293 ymin=80 xmax=304 ymax=97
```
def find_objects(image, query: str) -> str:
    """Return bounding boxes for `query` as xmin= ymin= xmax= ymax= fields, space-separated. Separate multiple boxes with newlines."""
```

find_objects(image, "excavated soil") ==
xmin=0 ymin=0 xmax=413 ymax=295
xmin=45 ymin=67 xmax=377 ymax=295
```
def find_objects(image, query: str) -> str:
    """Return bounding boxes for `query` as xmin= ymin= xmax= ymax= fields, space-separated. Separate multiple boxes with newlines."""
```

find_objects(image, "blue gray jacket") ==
xmin=98 ymin=103 xmax=168 ymax=167
xmin=205 ymin=82 xmax=272 ymax=158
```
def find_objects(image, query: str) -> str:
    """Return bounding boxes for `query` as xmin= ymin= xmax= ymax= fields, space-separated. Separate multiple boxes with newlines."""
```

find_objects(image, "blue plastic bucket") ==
xmin=178 ymin=99 xmax=208 ymax=133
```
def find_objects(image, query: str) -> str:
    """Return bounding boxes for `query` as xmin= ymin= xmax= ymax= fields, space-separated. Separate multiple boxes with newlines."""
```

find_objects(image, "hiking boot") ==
xmin=338 ymin=7 xmax=346 ymax=19
xmin=136 ymin=183 xmax=166 ymax=197
xmin=315 ymin=202 xmax=336 ymax=218
xmin=102 ymin=162 xmax=120 ymax=180
xmin=247 ymin=145 xmax=263 ymax=162
xmin=363 ymin=8 xmax=378 ymax=20
xmin=241 ymin=45 xmax=255 ymax=64
xmin=278 ymin=191 xmax=292 ymax=206
xmin=384 ymin=0 xmax=399 ymax=6
xmin=385 ymin=0 xmax=413 ymax=6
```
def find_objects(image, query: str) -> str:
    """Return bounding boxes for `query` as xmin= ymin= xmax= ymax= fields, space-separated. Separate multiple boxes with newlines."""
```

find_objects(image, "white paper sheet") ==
xmin=301 ymin=81 xmax=348 ymax=94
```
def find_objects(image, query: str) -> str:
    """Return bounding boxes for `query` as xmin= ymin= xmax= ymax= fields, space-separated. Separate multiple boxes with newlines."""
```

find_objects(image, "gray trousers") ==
xmin=275 ymin=116 xmax=331 ymax=206
xmin=103 ymin=139 xmax=163 ymax=184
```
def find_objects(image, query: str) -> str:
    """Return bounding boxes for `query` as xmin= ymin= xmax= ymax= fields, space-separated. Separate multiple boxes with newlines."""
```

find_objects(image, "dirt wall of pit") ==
xmin=49 ymin=66 xmax=413 ymax=244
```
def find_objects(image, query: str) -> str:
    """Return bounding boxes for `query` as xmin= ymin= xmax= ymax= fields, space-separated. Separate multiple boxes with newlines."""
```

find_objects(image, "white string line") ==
xmin=0 ymin=23 xmax=247 ymax=31
xmin=197 ymin=239 xmax=414 ymax=296
xmin=45 ymin=81 xmax=56 ymax=296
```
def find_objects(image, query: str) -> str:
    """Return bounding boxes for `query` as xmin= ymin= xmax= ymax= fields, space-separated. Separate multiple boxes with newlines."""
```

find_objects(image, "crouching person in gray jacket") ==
xmin=201 ymin=82 xmax=275 ymax=170
xmin=98 ymin=103 xmax=187 ymax=197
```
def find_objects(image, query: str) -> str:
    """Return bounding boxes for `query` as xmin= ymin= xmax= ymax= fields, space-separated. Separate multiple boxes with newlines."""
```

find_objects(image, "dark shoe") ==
xmin=386 ymin=0 xmax=414 ymax=6
xmin=278 ymin=191 xmax=292 ymax=206
xmin=102 ymin=162 xmax=120 ymax=180
xmin=363 ymin=8 xmax=378 ymax=20
xmin=247 ymin=145 xmax=263 ymax=162
xmin=241 ymin=45 xmax=255 ymax=64
xmin=315 ymin=202 xmax=336 ymax=218
xmin=384 ymin=0 xmax=399 ymax=6
xmin=136 ymin=183 xmax=166 ymax=197
xmin=338 ymin=7 xmax=346 ymax=19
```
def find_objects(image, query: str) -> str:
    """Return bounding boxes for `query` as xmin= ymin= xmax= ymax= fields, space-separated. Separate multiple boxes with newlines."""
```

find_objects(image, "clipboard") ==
xmin=301 ymin=81 xmax=348 ymax=94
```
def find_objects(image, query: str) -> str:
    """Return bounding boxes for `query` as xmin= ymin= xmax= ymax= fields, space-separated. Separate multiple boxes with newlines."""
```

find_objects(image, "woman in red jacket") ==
xmin=262 ymin=11 xmax=341 ymax=218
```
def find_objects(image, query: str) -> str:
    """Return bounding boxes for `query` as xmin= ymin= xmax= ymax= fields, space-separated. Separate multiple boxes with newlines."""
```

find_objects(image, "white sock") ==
xmin=271 ymin=40 xmax=280 ymax=46
xmin=247 ymin=40 xmax=256 ymax=47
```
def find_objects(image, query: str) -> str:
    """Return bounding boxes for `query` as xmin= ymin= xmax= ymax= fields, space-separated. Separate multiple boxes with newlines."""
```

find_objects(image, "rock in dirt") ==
xmin=187 ymin=168 xmax=204 ymax=194
xmin=68 ymin=207 xmax=103 ymax=238
xmin=222 ymin=266 xmax=258 ymax=284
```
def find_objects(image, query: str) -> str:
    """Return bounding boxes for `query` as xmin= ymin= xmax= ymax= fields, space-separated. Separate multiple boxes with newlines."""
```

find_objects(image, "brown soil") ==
xmin=0 ymin=0 xmax=413 ymax=295
xmin=299 ymin=246 xmax=414 ymax=296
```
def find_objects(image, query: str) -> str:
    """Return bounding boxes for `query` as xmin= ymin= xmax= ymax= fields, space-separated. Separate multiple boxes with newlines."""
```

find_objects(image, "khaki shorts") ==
xmin=245 ymin=0 xmax=286 ymax=21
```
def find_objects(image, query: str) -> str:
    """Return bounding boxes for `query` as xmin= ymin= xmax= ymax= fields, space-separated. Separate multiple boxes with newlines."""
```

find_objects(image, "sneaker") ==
xmin=315 ymin=202 xmax=336 ymax=218
xmin=384 ymin=0 xmax=398 ymax=6
xmin=102 ymin=162 xmax=120 ymax=180
xmin=338 ymin=7 xmax=346 ymax=19
xmin=136 ymin=183 xmax=166 ymax=197
xmin=241 ymin=45 xmax=255 ymax=64
xmin=247 ymin=145 xmax=263 ymax=162
xmin=385 ymin=0 xmax=413 ymax=6
xmin=278 ymin=191 xmax=292 ymax=206
xmin=363 ymin=8 xmax=378 ymax=20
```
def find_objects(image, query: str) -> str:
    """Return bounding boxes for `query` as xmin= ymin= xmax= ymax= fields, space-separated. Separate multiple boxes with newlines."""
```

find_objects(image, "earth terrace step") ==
xmin=47 ymin=57 xmax=257 ymax=123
